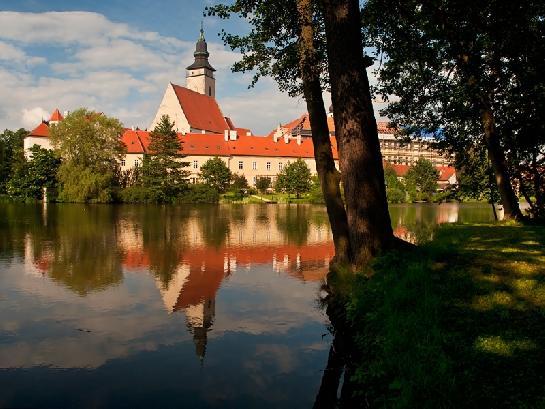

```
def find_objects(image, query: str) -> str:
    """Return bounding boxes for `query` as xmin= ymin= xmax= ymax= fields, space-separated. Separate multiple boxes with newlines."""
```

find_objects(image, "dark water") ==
xmin=0 ymin=203 xmax=494 ymax=409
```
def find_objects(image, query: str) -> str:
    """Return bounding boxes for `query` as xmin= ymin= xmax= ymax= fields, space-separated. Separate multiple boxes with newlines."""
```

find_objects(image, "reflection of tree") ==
xmin=47 ymin=205 xmax=123 ymax=295
xmin=275 ymin=205 xmax=310 ymax=246
xmin=197 ymin=205 xmax=230 ymax=249
xmin=140 ymin=206 xmax=189 ymax=288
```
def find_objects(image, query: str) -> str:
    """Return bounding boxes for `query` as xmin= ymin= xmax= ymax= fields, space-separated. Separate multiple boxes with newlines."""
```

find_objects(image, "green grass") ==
xmin=339 ymin=222 xmax=545 ymax=408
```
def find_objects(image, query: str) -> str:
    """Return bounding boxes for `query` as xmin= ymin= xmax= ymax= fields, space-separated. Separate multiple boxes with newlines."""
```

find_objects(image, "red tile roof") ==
xmin=272 ymin=112 xmax=394 ymax=136
xmin=49 ymin=108 xmax=63 ymax=122
xmin=438 ymin=166 xmax=456 ymax=182
xmin=171 ymin=83 xmax=229 ymax=133
xmin=29 ymin=122 xmax=50 ymax=137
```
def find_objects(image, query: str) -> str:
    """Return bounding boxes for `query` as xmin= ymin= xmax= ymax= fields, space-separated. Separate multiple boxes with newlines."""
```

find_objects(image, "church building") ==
xmin=24 ymin=26 xmax=456 ymax=188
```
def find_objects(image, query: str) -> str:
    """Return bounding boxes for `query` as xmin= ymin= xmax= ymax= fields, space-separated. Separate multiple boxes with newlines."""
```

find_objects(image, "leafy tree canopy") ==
xmin=405 ymin=158 xmax=439 ymax=202
xmin=275 ymin=158 xmax=312 ymax=198
xmin=199 ymin=156 xmax=232 ymax=193
xmin=0 ymin=128 xmax=27 ymax=193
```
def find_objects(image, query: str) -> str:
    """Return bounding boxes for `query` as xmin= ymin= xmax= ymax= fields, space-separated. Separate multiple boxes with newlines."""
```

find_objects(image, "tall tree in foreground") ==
xmin=320 ymin=0 xmax=398 ymax=264
xmin=207 ymin=0 xmax=352 ymax=264
xmin=365 ymin=0 xmax=545 ymax=220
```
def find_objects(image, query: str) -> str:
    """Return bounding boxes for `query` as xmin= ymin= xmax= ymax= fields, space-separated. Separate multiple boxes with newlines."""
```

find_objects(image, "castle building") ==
xmin=24 ymin=27 xmax=456 ymax=188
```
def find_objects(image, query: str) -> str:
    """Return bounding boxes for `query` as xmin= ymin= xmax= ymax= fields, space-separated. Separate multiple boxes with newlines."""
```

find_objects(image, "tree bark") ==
xmin=479 ymin=101 xmax=524 ymax=220
xmin=320 ymin=0 xmax=397 ymax=265
xmin=296 ymin=0 xmax=351 ymax=264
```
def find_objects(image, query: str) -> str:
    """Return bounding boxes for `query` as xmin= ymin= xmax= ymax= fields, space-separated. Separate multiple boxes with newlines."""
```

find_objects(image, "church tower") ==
xmin=186 ymin=24 xmax=216 ymax=98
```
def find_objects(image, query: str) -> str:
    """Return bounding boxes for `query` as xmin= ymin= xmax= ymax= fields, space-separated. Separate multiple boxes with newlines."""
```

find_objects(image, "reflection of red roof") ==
xmin=123 ymin=249 xmax=150 ymax=269
xmin=171 ymin=83 xmax=229 ymax=133
xmin=49 ymin=108 xmax=63 ymax=122
xmin=29 ymin=122 xmax=50 ymax=137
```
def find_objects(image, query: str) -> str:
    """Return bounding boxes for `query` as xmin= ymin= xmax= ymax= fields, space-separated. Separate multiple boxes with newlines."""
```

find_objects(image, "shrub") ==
xmin=176 ymin=184 xmax=219 ymax=203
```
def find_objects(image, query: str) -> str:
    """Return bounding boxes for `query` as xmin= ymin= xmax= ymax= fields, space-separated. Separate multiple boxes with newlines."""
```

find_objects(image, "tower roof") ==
xmin=186 ymin=24 xmax=216 ymax=71
xmin=49 ymin=108 xmax=63 ymax=122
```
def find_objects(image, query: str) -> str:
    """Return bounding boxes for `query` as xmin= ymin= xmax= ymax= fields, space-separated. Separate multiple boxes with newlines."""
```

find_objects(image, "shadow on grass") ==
xmin=434 ymin=224 xmax=545 ymax=408
xmin=320 ymin=223 xmax=545 ymax=408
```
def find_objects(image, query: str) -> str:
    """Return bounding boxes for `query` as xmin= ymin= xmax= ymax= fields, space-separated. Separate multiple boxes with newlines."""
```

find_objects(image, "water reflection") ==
xmin=0 ymin=202 xmax=496 ymax=408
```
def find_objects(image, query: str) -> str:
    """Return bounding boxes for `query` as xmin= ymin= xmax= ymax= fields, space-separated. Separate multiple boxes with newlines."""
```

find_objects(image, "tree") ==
xmin=142 ymin=114 xmax=189 ymax=201
xmin=384 ymin=163 xmax=406 ymax=203
xmin=321 ymin=0 xmax=400 ymax=264
xmin=50 ymin=108 xmax=125 ymax=202
xmin=275 ymin=158 xmax=312 ymax=198
xmin=0 ymin=128 xmax=27 ymax=193
xmin=365 ymin=0 xmax=545 ymax=219
xmin=209 ymin=0 xmax=404 ymax=266
xmin=405 ymin=158 xmax=439 ymax=202
xmin=199 ymin=156 xmax=231 ymax=193
xmin=7 ymin=145 xmax=60 ymax=200
xmin=231 ymin=173 xmax=249 ymax=191
xmin=255 ymin=176 xmax=271 ymax=194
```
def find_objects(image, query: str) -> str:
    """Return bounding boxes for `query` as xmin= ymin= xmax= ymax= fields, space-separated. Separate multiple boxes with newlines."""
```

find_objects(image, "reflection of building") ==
xmin=23 ymin=26 xmax=456 ymax=189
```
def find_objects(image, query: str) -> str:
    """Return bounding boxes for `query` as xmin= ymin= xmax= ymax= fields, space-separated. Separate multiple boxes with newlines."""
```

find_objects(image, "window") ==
xmin=278 ymin=162 xmax=283 ymax=171
xmin=209 ymin=86 xmax=212 ymax=96
xmin=238 ymin=161 xmax=243 ymax=170
xmin=252 ymin=161 xmax=257 ymax=170
xmin=193 ymin=160 xmax=198 ymax=169
xmin=253 ymin=176 xmax=257 ymax=185
xmin=121 ymin=159 xmax=126 ymax=167
xmin=266 ymin=162 xmax=271 ymax=171
xmin=134 ymin=159 xmax=140 ymax=167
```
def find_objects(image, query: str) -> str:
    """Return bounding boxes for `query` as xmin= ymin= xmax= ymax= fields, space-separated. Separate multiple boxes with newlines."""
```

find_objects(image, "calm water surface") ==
xmin=0 ymin=203 xmax=495 ymax=408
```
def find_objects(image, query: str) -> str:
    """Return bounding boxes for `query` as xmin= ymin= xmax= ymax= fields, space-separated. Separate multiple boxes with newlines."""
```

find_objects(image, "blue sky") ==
xmin=0 ymin=0 xmax=320 ymax=134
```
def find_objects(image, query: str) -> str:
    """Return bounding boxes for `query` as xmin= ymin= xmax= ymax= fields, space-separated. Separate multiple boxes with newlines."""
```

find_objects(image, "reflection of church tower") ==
xmin=186 ymin=23 xmax=216 ymax=97
xmin=185 ymin=298 xmax=215 ymax=362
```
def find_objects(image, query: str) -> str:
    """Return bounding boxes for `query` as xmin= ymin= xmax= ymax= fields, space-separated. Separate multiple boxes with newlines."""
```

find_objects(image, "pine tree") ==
xmin=142 ymin=115 xmax=189 ymax=201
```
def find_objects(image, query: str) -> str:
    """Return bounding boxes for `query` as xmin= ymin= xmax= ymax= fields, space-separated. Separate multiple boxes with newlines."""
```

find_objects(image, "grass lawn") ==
xmin=340 ymin=223 xmax=545 ymax=408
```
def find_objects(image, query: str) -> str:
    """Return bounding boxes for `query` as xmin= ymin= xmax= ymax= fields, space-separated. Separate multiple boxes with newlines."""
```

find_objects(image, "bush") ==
xmin=120 ymin=186 xmax=157 ymax=203
xmin=176 ymin=184 xmax=219 ymax=203
xmin=57 ymin=164 xmax=118 ymax=203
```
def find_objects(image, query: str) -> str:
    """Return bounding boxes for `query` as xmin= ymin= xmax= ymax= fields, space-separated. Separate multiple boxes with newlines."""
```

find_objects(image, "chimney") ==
xmin=229 ymin=130 xmax=238 ymax=141
xmin=297 ymin=134 xmax=301 ymax=145
xmin=284 ymin=133 xmax=289 ymax=143
xmin=224 ymin=130 xmax=229 ymax=141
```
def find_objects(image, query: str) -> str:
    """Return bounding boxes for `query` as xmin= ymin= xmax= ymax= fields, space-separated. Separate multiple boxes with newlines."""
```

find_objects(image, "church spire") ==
xmin=186 ymin=24 xmax=215 ymax=72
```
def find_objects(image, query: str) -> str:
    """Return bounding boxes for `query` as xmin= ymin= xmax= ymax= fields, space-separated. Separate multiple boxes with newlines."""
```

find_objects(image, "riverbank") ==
xmin=331 ymin=222 xmax=545 ymax=408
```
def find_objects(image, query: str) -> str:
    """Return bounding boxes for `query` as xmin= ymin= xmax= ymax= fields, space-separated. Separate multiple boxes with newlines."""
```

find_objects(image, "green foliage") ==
xmin=405 ymin=158 xmax=439 ymax=202
xmin=455 ymin=143 xmax=500 ymax=203
xmin=57 ymin=163 xmax=118 ymax=203
xmin=231 ymin=173 xmax=249 ymax=191
xmin=384 ymin=164 xmax=407 ymax=203
xmin=50 ymin=108 xmax=125 ymax=171
xmin=176 ymin=184 xmax=219 ymax=204
xmin=308 ymin=175 xmax=325 ymax=204
xmin=7 ymin=145 xmax=60 ymax=200
xmin=51 ymin=109 xmax=125 ymax=203
xmin=119 ymin=186 xmax=156 ymax=204
xmin=255 ymin=176 xmax=271 ymax=194
xmin=199 ymin=156 xmax=232 ymax=193
xmin=274 ymin=159 xmax=312 ymax=198
xmin=0 ymin=128 xmax=27 ymax=193
xmin=141 ymin=115 xmax=189 ymax=201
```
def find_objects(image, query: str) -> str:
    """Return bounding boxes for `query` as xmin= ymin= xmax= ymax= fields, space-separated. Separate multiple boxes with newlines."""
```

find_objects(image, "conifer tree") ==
xmin=142 ymin=115 xmax=189 ymax=201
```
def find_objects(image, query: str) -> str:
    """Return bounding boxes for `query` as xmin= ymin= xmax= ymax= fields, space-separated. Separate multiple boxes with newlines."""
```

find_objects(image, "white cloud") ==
xmin=21 ymin=107 xmax=50 ymax=128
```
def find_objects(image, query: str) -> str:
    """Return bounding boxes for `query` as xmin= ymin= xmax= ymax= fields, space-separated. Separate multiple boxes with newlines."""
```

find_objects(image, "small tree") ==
xmin=231 ymin=173 xmax=249 ymax=191
xmin=7 ymin=145 xmax=60 ymax=200
xmin=200 ymin=157 xmax=232 ymax=193
xmin=274 ymin=158 xmax=312 ymax=198
xmin=405 ymin=158 xmax=439 ymax=202
xmin=384 ymin=163 xmax=406 ymax=204
xmin=0 ymin=128 xmax=27 ymax=194
xmin=142 ymin=115 xmax=189 ymax=201
xmin=256 ymin=176 xmax=271 ymax=194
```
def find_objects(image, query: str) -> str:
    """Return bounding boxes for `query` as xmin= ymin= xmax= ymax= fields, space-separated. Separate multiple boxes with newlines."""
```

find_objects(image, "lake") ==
xmin=0 ymin=203 xmax=495 ymax=408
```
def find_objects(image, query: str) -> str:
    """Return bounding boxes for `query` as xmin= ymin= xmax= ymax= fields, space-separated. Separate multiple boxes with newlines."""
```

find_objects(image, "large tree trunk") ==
xmin=480 ymin=101 xmax=524 ymax=220
xmin=320 ymin=0 xmax=397 ymax=265
xmin=296 ymin=0 xmax=351 ymax=264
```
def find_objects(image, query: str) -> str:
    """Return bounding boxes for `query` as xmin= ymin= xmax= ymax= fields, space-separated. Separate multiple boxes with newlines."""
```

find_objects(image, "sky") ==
xmin=0 ymin=0 xmax=382 ymax=135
